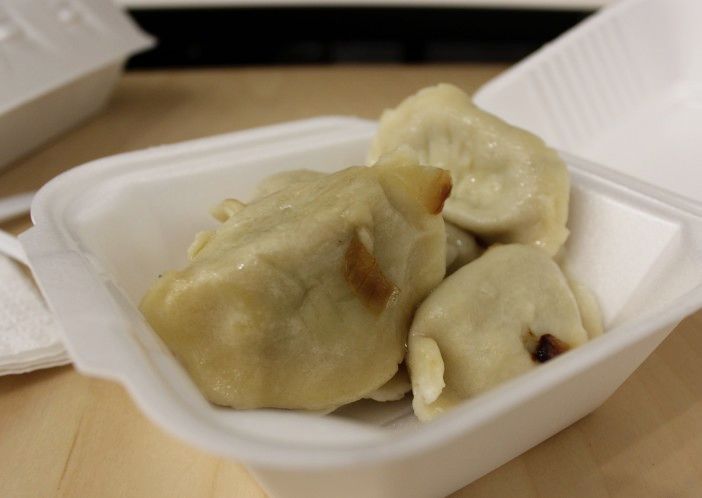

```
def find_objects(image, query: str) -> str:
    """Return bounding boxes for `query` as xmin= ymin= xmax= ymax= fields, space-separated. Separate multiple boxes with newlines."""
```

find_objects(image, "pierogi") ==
xmin=568 ymin=277 xmax=604 ymax=339
xmin=140 ymin=160 xmax=450 ymax=411
xmin=407 ymin=244 xmax=589 ymax=421
xmin=252 ymin=166 xmax=472 ymax=275
xmin=369 ymin=84 xmax=570 ymax=256
xmin=252 ymin=169 xmax=326 ymax=200
xmin=444 ymin=222 xmax=481 ymax=274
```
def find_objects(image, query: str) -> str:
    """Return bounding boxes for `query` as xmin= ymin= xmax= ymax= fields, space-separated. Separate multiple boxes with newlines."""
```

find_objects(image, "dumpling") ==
xmin=368 ymin=84 xmax=570 ymax=256
xmin=364 ymin=365 xmax=411 ymax=402
xmin=252 ymin=165 xmax=470 ymax=276
xmin=209 ymin=198 xmax=246 ymax=222
xmin=568 ymin=277 xmax=604 ymax=339
xmin=407 ymin=244 xmax=589 ymax=421
xmin=252 ymin=169 xmax=326 ymax=200
xmin=444 ymin=222 xmax=481 ymax=274
xmin=140 ymin=159 xmax=450 ymax=411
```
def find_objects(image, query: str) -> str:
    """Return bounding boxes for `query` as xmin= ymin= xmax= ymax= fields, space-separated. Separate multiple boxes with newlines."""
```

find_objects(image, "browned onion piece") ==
xmin=424 ymin=168 xmax=453 ymax=214
xmin=344 ymin=233 xmax=399 ymax=314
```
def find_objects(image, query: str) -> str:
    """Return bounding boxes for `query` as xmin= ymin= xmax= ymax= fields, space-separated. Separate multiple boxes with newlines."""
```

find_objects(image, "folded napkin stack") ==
xmin=0 ymin=252 xmax=69 ymax=375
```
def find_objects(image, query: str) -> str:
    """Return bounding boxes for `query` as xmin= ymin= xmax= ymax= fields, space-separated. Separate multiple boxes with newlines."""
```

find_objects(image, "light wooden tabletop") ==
xmin=1 ymin=65 xmax=701 ymax=498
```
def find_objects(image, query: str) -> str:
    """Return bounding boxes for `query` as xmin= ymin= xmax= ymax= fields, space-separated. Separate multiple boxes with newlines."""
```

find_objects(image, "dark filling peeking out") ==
xmin=531 ymin=333 xmax=570 ymax=363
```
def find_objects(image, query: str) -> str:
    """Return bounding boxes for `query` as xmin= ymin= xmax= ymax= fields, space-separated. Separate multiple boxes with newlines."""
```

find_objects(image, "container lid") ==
xmin=474 ymin=0 xmax=702 ymax=211
xmin=0 ymin=0 xmax=154 ymax=114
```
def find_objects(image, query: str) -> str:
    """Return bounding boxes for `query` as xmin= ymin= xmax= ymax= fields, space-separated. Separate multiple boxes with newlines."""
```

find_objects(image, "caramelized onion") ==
xmin=424 ymin=168 xmax=453 ymax=214
xmin=344 ymin=233 xmax=399 ymax=314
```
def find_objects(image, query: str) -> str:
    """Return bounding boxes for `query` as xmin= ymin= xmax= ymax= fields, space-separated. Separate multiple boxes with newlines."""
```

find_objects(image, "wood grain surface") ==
xmin=1 ymin=65 xmax=701 ymax=498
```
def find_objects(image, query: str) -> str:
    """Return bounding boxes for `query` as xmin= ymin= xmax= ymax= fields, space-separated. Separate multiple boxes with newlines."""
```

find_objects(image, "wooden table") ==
xmin=1 ymin=65 xmax=701 ymax=498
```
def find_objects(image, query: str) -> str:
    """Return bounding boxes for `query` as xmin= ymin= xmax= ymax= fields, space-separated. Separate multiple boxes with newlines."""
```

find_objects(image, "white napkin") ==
xmin=0 ymin=242 xmax=70 ymax=375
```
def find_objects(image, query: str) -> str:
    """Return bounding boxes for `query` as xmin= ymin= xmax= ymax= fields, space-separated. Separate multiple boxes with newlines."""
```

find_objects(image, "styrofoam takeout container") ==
xmin=20 ymin=115 xmax=702 ymax=497
xmin=474 ymin=0 xmax=702 ymax=215
xmin=0 ymin=0 xmax=153 ymax=170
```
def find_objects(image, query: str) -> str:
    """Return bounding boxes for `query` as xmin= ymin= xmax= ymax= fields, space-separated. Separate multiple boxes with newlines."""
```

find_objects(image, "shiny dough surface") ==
xmin=140 ymin=159 xmax=449 ymax=411
xmin=369 ymin=84 xmax=570 ymax=255
xmin=252 ymin=166 xmax=472 ymax=276
xmin=407 ymin=244 xmax=589 ymax=421
xmin=252 ymin=169 xmax=326 ymax=200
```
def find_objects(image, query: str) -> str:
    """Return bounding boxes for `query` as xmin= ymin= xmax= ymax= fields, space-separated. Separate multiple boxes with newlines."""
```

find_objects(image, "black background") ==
xmin=126 ymin=7 xmax=593 ymax=68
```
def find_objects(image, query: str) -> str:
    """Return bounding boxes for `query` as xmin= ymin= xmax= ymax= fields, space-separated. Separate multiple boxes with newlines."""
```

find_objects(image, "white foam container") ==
xmin=474 ymin=0 xmax=702 ymax=215
xmin=0 ymin=0 xmax=153 ymax=170
xmin=19 ymin=115 xmax=702 ymax=497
